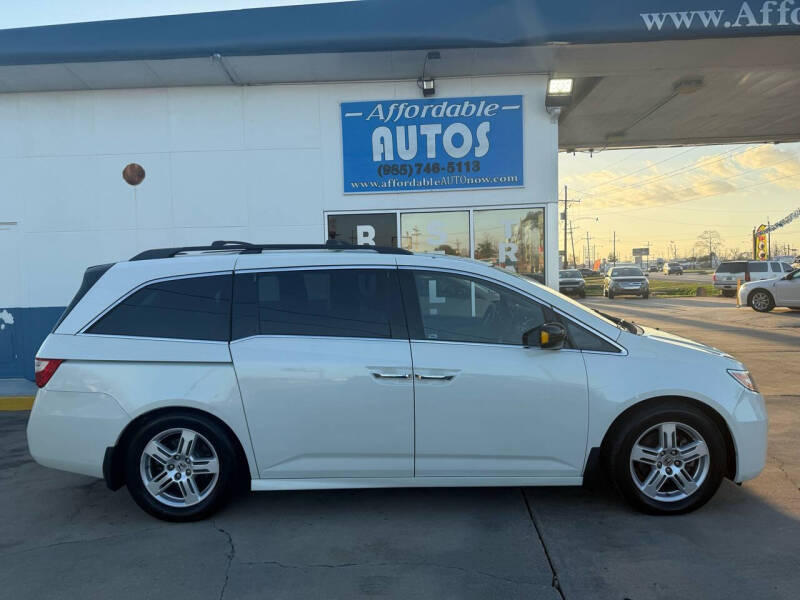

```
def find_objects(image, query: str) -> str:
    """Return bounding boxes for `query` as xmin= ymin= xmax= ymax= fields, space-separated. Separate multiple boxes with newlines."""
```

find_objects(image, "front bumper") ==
xmin=27 ymin=388 xmax=130 ymax=479
xmin=730 ymin=390 xmax=768 ymax=483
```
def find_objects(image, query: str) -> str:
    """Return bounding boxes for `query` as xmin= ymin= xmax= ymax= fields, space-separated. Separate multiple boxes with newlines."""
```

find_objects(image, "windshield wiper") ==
xmin=593 ymin=309 xmax=641 ymax=334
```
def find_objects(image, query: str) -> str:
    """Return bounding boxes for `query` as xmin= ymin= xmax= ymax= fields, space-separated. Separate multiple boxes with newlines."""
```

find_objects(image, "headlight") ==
xmin=728 ymin=369 xmax=758 ymax=392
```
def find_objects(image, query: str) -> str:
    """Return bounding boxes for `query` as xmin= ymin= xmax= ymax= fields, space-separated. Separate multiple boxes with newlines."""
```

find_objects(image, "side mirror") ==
xmin=523 ymin=322 xmax=567 ymax=350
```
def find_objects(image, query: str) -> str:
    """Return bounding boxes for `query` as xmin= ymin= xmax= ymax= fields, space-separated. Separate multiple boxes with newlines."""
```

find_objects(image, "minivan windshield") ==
xmin=499 ymin=268 xmax=634 ymax=334
xmin=609 ymin=267 xmax=643 ymax=277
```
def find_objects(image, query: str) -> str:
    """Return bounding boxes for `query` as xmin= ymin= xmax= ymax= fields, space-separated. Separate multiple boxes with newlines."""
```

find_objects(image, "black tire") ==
xmin=749 ymin=289 xmax=775 ymax=313
xmin=642 ymin=292 xmax=650 ymax=299
xmin=608 ymin=291 xmax=615 ymax=299
xmin=579 ymin=291 xmax=586 ymax=299
xmin=606 ymin=401 xmax=726 ymax=515
xmin=124 ymin=412 xmax=240 ymax=521
xmin=721 ymin=290 xmax=736 ymax=298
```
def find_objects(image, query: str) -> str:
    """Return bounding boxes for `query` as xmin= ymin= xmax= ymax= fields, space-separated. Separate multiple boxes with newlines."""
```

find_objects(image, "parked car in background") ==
xmin=578 ymin=268 xmax=599 ymax=278
xmin=648 ymin=265 xmax=660 ymax=272
xmin=27 ymin=241 xmax=766 ymax=519
xmin=738 ymin=268 xmax=800 ymax=312
xmin=713 ymin=260 xmax=793 ymax=297
xmin=559 ymin=269 xmax=586 ymax=298
xmin=604 ymin=266 xmax=650 ymax=299
xmin=663 ymin=263 xmax=684 ymax=275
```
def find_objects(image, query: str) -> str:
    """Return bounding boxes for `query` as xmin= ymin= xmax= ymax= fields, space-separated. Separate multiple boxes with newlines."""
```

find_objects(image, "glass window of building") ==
xmin=400 ymin=211 xmax=469 ymax=256
xmin=473 ymin=208 xmax=545 ymax=281
xmin=327 ymin=213 xmax=398 ymax=246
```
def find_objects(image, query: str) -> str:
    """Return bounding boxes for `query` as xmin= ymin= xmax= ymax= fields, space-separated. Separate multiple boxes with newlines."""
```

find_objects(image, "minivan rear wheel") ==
xmin=607 ymin=402 xmax=726 ymax=515
xmin=124 ymin=412 xmax=239 ymax=521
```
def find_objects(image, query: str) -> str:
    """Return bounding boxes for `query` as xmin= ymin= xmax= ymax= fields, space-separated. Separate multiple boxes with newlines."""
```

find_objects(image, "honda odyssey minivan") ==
xmin=27 ymin=241 xmax=767 ymax=521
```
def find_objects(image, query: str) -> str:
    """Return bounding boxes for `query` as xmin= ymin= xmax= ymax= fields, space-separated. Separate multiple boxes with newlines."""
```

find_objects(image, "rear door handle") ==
xmin=415 ymin=374 xmax=455 ymax=381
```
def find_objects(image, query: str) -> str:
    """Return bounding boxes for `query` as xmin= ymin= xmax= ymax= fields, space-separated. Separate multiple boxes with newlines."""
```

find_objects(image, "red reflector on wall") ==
xmin=34 ymin=358 xmax=64 ymax=388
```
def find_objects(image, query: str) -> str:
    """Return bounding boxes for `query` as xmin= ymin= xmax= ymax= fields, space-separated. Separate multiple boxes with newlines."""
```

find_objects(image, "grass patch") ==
xmin=582 ymin=276 xmax=719 ymax=298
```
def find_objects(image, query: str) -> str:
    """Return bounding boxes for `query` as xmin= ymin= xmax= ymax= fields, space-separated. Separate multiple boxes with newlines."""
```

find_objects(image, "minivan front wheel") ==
xmin=607 ymin=403 xmax=726 ymax=514
xmin=125 ymin=413 xmax=238 ymax=521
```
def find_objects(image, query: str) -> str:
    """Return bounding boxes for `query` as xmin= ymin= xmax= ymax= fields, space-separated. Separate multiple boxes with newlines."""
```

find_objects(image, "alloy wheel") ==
xmin=751 ymin=292 xmax=771 ymax=311
xmin=629 ymin=421 xmax=710 ymax=502
xmin=139 ymin=428 xmax=220 ymax=508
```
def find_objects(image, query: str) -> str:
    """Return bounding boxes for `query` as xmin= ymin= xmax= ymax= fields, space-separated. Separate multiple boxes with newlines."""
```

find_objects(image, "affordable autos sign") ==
xmin=639 ymin=1 xmax=800 ymax=32
xmin=341 ymin=95 xmax=523 ymax=194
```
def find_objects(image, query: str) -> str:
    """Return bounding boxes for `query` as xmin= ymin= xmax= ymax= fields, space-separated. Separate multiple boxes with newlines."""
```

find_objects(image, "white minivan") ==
xmin=28 ymin=241 xmax=767 ymax=521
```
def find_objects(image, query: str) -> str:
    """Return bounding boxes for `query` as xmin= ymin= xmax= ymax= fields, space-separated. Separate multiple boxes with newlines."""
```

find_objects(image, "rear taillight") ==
xmin=745 ymin=271 xmax=751 ymax=282
xmin=34 ymin=358 xmax=64 ymax=388
xmin=712 ymin=274 xmax=716 ymax=283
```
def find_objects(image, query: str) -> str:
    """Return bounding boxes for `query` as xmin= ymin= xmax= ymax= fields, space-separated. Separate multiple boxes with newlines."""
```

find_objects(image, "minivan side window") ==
xmin=402 ymin=270 xmax=546 ymax=345
xmin=562 ymin=319 xmax=620 ymax=353
xmin=87 ymin=275 xmax=232 ymax=341
xmin=231 ymin=268 xmax=406 ymax=340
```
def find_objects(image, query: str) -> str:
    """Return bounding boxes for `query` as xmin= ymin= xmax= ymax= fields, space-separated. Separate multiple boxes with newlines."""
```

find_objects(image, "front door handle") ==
xmin=371 ymin=372 xmax=412 ymax=380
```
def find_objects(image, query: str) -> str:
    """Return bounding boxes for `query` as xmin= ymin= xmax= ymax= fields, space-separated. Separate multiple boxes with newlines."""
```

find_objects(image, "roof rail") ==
xmin=129 ymin=239 xmax=412 ymax=261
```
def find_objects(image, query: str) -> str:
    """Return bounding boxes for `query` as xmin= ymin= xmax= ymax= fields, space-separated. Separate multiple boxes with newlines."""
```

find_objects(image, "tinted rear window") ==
xmin=87 ymin=275 xmax=232 ymax=341
xmin=53 ymin=263 xmax=114 ymax=331
xmin=749 ymin=262 xmax=768 ymax=272
xmin=232 ymin=268 xmax=405 ymax=340
xmin=716 ymin=262 xmax=745 ymax=274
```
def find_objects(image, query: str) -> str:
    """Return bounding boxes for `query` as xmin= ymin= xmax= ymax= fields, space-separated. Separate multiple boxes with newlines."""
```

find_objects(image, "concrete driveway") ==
xmin=1 ymin=296 xmax=798 ymax=599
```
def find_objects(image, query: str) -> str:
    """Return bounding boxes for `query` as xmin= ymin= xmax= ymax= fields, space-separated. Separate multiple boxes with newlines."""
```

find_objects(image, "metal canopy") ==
xmin=0 ymin=0 xmax=798 ymax=150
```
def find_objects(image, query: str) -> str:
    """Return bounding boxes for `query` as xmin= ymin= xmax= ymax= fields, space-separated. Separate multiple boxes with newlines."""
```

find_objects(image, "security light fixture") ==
xmin=545 ymin=77 xmax=574 ymax=120
xmin=418 ymin=51 xmax=440 ymax=97
xmin=548 ymin=78 xmax=573 ymax=95
xmin=420 ymin=78 xmax=435 ymax=97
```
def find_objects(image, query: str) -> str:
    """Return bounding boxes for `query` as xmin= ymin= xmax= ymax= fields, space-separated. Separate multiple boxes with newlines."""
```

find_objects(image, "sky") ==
xmin=0 ymin=1 xmax=347 ymax=29
xmin=558 ymin=142 xmax=800 ymax=264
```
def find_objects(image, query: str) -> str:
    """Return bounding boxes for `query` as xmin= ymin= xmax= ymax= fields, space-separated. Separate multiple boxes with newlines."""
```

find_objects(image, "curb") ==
xmin=0 ymin=397 xmax=34 ymax=411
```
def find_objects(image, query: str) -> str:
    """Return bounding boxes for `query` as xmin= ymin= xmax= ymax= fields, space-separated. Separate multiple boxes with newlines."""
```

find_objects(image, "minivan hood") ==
xmin=639 ymin=326 xmax=733 ymax=360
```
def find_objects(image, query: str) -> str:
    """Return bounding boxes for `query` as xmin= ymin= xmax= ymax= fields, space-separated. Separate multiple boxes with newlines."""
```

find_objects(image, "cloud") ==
xmin=564 ymin=144 xmax=800 ymax=212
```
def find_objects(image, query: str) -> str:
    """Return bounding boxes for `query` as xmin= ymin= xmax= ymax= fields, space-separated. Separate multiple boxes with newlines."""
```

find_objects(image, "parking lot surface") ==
xmin=2 ymin=296 xmax=798 ymax=599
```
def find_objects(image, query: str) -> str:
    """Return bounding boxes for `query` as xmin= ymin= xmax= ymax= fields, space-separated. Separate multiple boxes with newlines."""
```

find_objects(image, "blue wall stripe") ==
xmin=0 ymin=307 xmax=65 ymax=381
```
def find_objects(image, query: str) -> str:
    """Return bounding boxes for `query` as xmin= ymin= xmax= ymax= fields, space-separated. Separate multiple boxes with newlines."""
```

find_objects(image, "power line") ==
xmin=568 ymin=146 xmax=700 ymax=196
xmin=580 ymin=161 xmax=800 ymax=218
xmin=575 ymin=145 xmax=750 ymax=199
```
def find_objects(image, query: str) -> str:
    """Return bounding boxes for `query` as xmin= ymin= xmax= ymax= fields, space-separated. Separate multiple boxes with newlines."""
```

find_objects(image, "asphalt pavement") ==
xmin=1 ymin=295 xmax=798 ymax=600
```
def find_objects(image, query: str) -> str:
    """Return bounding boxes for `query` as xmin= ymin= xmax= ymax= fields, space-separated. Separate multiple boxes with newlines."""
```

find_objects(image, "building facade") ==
xmin=0 ymin=74 xmax=558 ymax=379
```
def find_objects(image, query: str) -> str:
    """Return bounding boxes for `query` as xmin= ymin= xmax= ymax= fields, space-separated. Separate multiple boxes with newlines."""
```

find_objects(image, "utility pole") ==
xmin=561 ymin=185 xmax=580 ymax=269
xmin=585 ymin=231 xmax=593 ymax=269
xmin=569 ymin=221 xmax=578 ymax=268
xmin=709 ymin=233 xmax=713 ymax=267
xmin=612 ymin=231 xmax=617 ymax=265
